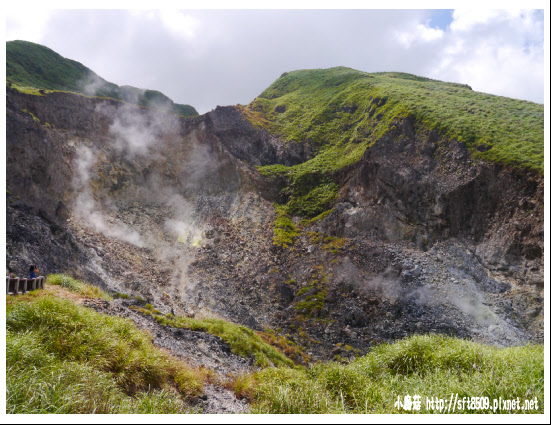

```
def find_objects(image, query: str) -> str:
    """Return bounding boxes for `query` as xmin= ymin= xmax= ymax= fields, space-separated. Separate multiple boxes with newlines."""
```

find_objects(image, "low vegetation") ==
xmin=5 ymin=275 xmax=544 ymax=414
xmin=272 ymin=205 xmax=301 ymax=248
xmin=293 ymin=265 xmax=330 ymax=319
xmin=6 ymin=280 xmax=207 ymax=413
xmin=235 ymin=334 xmax=544 ymax=414
xmin=256 ymin=329 xmax=311 ymax=365
xmin=307 ymin=231 xmax=348 ymax=254
xmin=47 ymin=273 xmax=112 ymax=300
xmin=294 ymin=286 xmax=327 ymax=318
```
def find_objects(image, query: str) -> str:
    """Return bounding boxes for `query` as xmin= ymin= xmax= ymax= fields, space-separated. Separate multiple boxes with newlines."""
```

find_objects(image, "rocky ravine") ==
xmin=6 ymin=88 xmax=544 ymax=366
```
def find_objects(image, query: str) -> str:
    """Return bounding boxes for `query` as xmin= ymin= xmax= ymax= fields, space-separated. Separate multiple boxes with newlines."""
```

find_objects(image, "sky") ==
xmin=3 ymin=2 xmax=548 ymax=114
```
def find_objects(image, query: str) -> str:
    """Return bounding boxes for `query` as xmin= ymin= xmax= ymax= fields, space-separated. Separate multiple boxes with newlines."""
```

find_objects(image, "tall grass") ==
xmin=237 ymin=334 xmax=544 ymax=414
xmin=47 ymin=273 xmax=112 ymax=300
xmin=6 ymin=278 xmax=543 ymax=414
xmin=6 ymin=295 xmax=206 ymax=413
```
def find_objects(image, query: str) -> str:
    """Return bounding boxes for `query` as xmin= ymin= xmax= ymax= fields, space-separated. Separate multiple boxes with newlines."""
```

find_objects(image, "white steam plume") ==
xmin=79 ymin=74 xmax=110 ymax=97
xmin=96 ymin=102 xmax=179 ymax=157
xmin=72 ymin=145 xmax=146 ymax=247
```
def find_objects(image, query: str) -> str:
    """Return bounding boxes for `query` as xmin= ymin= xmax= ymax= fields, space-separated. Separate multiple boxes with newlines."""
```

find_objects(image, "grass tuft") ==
xmin=273 ymin=205 xmax=301 ymax=248
xmin=47 ymin=273 xmax=112 ymax=300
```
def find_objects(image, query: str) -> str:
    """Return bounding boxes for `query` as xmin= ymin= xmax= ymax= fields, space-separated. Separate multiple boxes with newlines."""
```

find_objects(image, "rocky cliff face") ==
xmin=6 ymin=88 xmax=544 ymax=361
xmin=208 ymin=105 xmax=314 ymax=167
xmin=334 ymin=116 xmax=543 ymax=288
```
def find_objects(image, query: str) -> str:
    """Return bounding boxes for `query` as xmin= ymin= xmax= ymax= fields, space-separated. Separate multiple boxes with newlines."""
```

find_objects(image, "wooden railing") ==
xmin=6 ymin=276 xmax=45 ymax=295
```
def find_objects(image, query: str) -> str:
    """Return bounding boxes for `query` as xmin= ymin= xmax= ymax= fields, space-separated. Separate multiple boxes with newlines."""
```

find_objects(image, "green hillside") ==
xmin=249 ymin=67 xmax=543 ymax=217
xmin=6 ymin=40 xmax=198 ymax=117
xmin=6 ymin=279 xmax=204 ymax=413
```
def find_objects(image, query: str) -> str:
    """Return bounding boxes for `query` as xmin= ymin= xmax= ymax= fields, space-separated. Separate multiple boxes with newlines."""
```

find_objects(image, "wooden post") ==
xmin=8 ymin=278 xmax=19 ymax=295
xmin=27 ymin=278 xmax=36 ymax=292
xmin=18 ymin=278 xmax=28 ymax=294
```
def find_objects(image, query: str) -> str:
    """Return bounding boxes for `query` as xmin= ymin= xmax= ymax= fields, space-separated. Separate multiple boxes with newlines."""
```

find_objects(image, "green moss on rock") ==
xmin=273 ymin=206 xmax=301 ymax=248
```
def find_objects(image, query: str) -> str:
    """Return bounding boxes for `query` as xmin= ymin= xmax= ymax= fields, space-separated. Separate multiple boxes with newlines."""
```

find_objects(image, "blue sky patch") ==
xmin=427 ymin=9 xmax=454 ymax=30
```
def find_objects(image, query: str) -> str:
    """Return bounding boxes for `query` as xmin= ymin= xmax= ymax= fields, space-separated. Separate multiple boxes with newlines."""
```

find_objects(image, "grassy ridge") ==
xmin=235 ymin=334 xmax=544 ymax=414
xmin=7 ymin=40 xmax=118 ymax=96
xmin=47 ymin=273 xmax=113 ymax=300
xmin=46 ymin=274 xmax=303 ymax=367
xmin=134 ymin=305 xmax=302 ymax=368
xmin=251 ymin=67 xmax=543 ymax=217
xmin=6 ymin=40 xmax=198 ymax=116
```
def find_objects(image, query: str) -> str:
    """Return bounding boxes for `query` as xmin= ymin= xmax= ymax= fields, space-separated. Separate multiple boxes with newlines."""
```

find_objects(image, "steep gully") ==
xmin=6 ymin=88 xmax=544 ymax=375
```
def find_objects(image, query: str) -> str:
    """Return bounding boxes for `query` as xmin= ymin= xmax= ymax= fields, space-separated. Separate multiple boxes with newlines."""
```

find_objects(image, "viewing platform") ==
xmin=6 ymin=276 xmax=45 ymax=295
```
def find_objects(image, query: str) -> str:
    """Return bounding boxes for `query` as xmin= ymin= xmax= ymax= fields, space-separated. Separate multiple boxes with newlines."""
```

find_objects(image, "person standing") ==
xmin=29 ymin=265 xmax=37 ymax=279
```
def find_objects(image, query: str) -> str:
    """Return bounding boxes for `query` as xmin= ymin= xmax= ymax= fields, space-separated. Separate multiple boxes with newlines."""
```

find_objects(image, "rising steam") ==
xmin=72 ymin=145 xmax=146 ymax=247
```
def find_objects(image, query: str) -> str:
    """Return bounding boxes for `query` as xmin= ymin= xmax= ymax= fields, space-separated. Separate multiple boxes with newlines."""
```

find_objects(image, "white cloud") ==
xmin=395 ymin=23 xmax=444 ymax=47
xmin=428 ymin=9 xmax=544 ymax=102
xmin=433 ymin=42 xmax=544 ymax=102
xmin=449 ymin=9 xmax=541 ymax=35
xmin=5 ymin=9 xmax=54 ymax=42
xmin=450 ymin=9 xmax=510 ymax=32
xmin=159 ymin=10 xmax=200 ymax=40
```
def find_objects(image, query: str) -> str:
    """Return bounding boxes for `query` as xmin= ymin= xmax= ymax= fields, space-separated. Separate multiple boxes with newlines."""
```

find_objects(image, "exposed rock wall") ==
xmin=208 ymin=105 xmax=313 ymax=167
xmin=6 ymin=88 xmax=264 ymax=295
xmin=324 ymin=117 xmax=543 ymax=287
